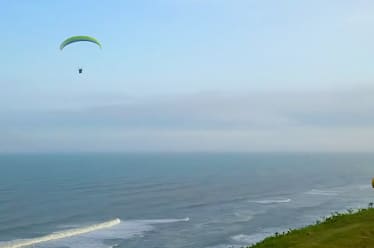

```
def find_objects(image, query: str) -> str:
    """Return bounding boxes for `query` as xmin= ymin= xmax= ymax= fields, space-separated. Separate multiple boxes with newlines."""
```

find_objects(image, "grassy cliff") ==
xmin=248 ymin=205 xmax=374 ymax=248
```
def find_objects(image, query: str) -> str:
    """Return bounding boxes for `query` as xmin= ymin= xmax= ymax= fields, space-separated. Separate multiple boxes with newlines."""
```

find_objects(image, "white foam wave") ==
xmin=231 ymin=234 xmax=257 ymax=243
xmin=233 ymin=212 xmax=254 ymax=222
xmin=305 ymin=189 xmax=339 ymax=196
xmin=136 ymin=217 xmax=190 ymax=224
xmin=0 ymin=217 xmax=189 ymax=248
xmin=205 ymin=244 xmax=243 ymax=248
xmin=231 ymin=227 xmax=288 ymax=246
xmin=0 ymin=219 xmax=120 ymax=248
xmin=249 ymin=198 xmax=291 ymax=204
xmin=232 ymin=233 xmax=265 ymax=244
xmin=358 ymin=184 xmax=371 ymax=190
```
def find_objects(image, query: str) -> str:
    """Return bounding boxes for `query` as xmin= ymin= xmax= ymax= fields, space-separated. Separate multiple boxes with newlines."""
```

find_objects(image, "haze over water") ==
xmin=1 ymin=153 xmax=373 ymax=248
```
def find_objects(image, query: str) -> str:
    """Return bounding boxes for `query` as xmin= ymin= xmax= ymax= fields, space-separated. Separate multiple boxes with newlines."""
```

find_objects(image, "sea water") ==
xmin=0 ymin=153 xmax=374 ymax=248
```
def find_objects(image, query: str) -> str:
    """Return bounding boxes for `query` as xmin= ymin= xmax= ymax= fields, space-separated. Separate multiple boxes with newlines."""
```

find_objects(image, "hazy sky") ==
xmin=2 ymin=0 xmax=374 ymax=152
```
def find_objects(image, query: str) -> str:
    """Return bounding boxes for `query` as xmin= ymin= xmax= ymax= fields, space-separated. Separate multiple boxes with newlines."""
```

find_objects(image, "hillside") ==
xmin=248 ymin=206 xmax=374 ymax=248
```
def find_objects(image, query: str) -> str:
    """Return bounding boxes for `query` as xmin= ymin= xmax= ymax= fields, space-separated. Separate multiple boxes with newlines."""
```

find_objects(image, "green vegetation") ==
xmin=248 ymin=204 xmax=374 ymax=248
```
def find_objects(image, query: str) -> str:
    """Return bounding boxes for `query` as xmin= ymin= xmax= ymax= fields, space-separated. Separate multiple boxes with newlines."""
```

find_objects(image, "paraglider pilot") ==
xmin=60 ymin=35 xmax=102 ymax=75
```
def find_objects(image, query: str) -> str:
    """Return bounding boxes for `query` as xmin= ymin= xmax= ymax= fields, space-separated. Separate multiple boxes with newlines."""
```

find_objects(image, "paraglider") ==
xmin=60 ymin=35 xmax=101 ymax=74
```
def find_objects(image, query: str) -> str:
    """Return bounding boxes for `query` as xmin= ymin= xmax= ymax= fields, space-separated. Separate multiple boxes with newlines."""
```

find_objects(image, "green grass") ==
xmin=248 ymin=206 xmax=374 ymax=248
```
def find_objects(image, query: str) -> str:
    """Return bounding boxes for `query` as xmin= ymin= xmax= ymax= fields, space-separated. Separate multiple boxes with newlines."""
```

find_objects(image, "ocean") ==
xmin=0 ymin=153 xmax=373 ymax=248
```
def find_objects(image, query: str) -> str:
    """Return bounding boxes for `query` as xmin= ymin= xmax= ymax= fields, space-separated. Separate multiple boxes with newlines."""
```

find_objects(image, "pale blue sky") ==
xmin=3 ymin=0 xmax=374 ymax=94
xmin=2 ymin=1 xmax=374 ymax=152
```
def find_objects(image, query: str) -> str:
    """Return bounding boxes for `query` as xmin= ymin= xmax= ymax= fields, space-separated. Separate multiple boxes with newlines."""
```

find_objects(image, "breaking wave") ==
xmin=249 ymin=198 xmax=291 ymax=204
xmin=0 ymin=217 xmax=190 ymax=248
xmin=305 ymin=189 xmax=339 ymax=196
xmin=0 ymin=218 xmax=120 ymax=248
xmin=136 ymin=217 xmax=190 ymax=224
xmin=231 ymin=227 xmax=289 ymax=246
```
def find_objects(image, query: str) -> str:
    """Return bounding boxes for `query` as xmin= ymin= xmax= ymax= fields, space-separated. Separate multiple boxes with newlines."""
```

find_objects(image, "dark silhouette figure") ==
xmin=78 ymin=68 xmax=83 ymax=74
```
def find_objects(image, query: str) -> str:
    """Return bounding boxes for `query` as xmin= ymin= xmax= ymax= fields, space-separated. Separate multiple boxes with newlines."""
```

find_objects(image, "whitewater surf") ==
xmin=0 ymin=218 xmax=121 ymax=248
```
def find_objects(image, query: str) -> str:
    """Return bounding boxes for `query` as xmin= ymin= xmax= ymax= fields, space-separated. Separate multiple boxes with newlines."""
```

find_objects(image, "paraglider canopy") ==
xmin=60 ymin=35 xmax=102 ymax=50
xmin=60 ymin=35 xmax=101 ymax=74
